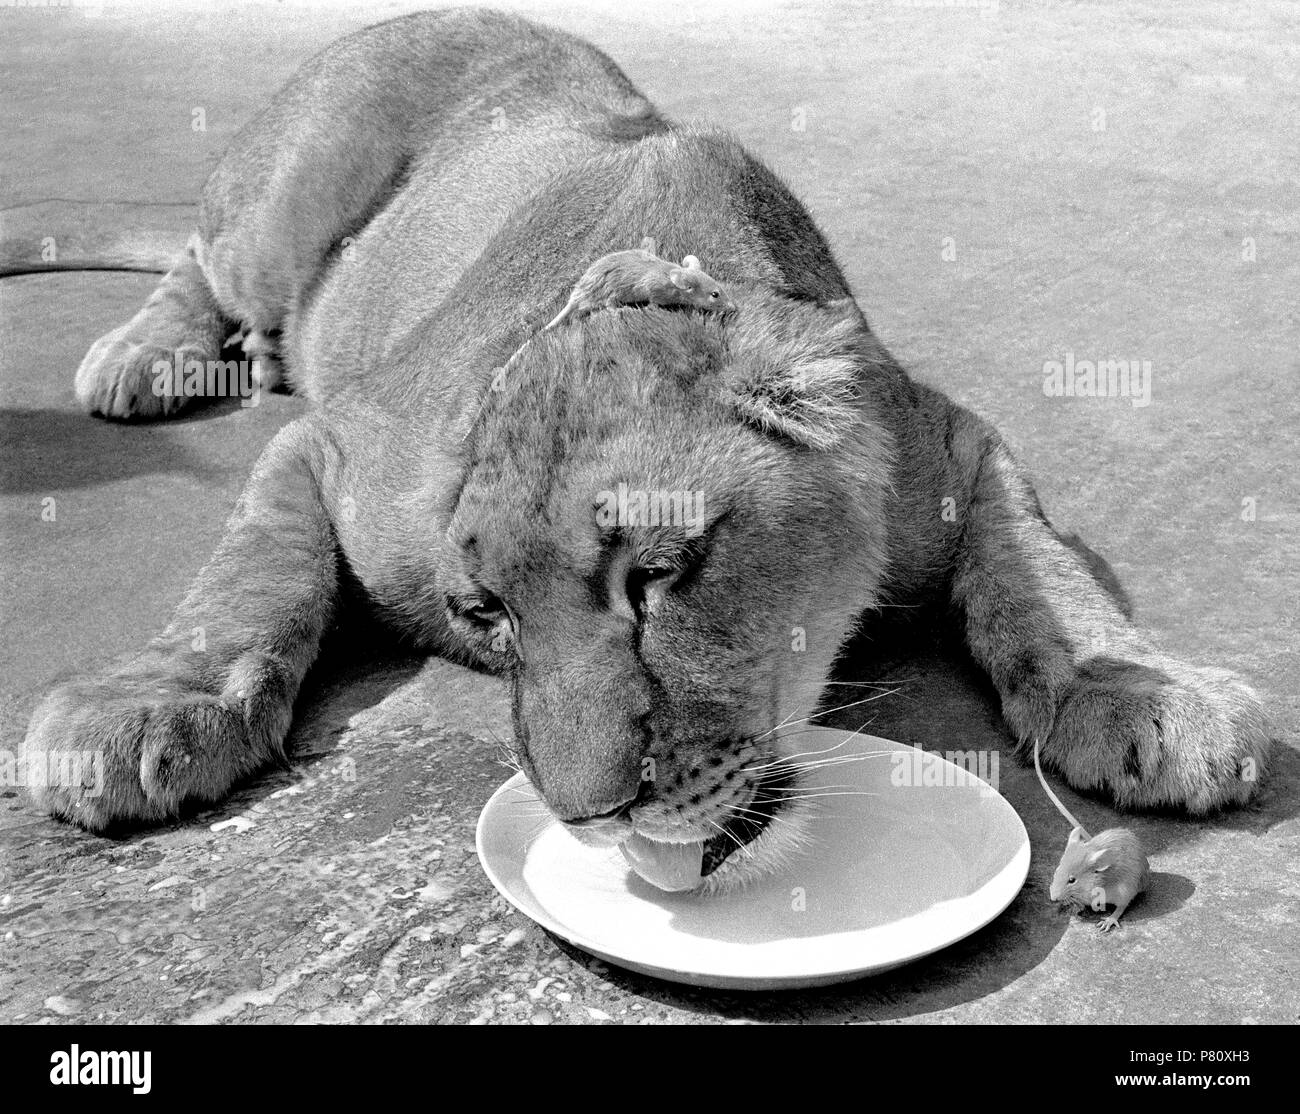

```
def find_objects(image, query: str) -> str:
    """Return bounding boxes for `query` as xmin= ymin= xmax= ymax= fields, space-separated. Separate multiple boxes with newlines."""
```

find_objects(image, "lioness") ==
xmin=22 ymin=9 xmax=1269 ymax=892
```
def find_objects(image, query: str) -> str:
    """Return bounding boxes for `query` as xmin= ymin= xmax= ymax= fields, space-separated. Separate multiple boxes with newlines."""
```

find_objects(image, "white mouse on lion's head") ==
xmin=447 ymin=294 xmax=891 ymax=893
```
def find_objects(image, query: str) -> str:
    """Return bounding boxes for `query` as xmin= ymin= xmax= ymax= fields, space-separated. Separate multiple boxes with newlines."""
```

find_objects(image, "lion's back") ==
xmin=200 ymin=7 xmax=667 ymax=349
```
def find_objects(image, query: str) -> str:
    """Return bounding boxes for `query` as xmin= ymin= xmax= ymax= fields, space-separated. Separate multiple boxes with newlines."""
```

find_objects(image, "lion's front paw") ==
xmin=21 ymin=671 xmax=255 ymax=832
xmin=1044 ymin=656 xmax=1269 ymax=814
xmin=75 ymin=319 xmax=217 ymax=420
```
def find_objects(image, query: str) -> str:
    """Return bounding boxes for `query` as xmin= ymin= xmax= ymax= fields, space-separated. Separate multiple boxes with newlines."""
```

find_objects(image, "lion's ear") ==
xmin=720 ymin=296 xmax=867 ymax=450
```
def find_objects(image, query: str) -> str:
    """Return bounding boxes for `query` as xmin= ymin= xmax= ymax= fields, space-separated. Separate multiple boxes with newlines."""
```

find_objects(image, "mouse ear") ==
xmin=1068 ymin=826 xmax=1086 ymax=844
xmin=1086 ymin=849 xmax=1110 ymax=870
xmin=668 ymin=267 xmax=693 ymax=291
xmin=681 ymin=254 xmax=701 ymax=271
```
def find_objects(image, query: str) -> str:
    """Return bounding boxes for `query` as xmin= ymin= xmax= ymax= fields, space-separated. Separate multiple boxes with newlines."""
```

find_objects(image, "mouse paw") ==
xmin=1098 ymin=915 xmax=1122 ymax=933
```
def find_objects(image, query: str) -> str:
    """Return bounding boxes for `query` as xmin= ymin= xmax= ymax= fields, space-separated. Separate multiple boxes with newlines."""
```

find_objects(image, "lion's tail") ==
xmin=0 ymin=200 xmax=196 ymax=277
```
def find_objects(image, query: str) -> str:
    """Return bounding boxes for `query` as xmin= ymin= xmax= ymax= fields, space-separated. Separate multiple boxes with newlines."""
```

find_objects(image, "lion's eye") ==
xmin=625 ymin=565 xmax=680 ymax=620
xmin=448 ymin=593 xmax=507 ymax=628
xmin=467 ymin=602 xmax=503 ymax=625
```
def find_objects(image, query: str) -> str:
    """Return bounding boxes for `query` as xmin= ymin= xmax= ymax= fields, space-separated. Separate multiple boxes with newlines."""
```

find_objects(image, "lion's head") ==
xmin=446 ymin=291 xmax=894 ymax=891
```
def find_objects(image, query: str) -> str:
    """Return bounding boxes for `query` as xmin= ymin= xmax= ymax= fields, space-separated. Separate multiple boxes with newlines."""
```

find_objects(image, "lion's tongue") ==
xmin=621 ymin=834 xmax=705 ymax=892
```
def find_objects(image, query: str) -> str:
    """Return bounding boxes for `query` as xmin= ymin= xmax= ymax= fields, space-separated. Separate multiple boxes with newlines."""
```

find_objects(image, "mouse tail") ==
xmin=1033 ymin=735 xmax=1090 ymax=839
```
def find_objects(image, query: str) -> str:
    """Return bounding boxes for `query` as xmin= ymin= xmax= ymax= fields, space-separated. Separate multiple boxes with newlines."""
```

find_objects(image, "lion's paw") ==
xmin=76 ymin=319 xmax=212 ymax=420
xmin=1044 ymin=655 xmax=1269 ymax=815
xmin=21 ymin=672 xmax=254 ymax=832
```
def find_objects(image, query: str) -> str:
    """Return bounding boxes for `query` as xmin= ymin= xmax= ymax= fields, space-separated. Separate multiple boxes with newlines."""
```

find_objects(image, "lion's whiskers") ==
xmin=705 ymin=817 xmax=750 ymax=857
xmin=820 ymin=678 xmax=917 ymax=688
xmin=753 ymin=687 xmax=901 ymax=746
xmin=520 ymin=816 xmax=553 ymax=852
xmin=745 ymin=733 xmax=858 ymax=769
xmin=724 ymin=801 xmax=799 ymax=831
xmin=764 ymin=788 xmax=880 ymax=801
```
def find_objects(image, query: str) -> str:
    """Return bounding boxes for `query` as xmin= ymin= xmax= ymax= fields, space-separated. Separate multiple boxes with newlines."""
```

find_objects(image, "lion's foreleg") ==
xmin=22 ymin=419 xmax=340 ymax=830
xmin=948 ymin=425 xmax=1268 ymax=814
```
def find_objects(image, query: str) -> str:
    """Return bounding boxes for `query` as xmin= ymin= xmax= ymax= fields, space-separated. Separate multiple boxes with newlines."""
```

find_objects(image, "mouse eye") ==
xmin=1067 ymin=876 xmax=1076 ymax=884
xmin=709 ymin=290 xmax=719 ymax=299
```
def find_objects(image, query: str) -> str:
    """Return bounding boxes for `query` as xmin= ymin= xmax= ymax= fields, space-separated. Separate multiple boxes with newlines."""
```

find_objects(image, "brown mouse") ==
xmin=1049 ymin=825 xmax=1150 ymax=932
xmin=542 ymin=248 xmax=734 ymax=331
xmin=467 ymin=247 xmax=734 ymax=443
xmin=1035 ymin=736 xmax=1151 ymax=932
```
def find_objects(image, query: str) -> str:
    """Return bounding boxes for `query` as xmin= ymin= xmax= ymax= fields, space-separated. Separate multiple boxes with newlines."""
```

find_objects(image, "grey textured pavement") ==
xmin=1 ymin=0 xmax=1297 ymax=1023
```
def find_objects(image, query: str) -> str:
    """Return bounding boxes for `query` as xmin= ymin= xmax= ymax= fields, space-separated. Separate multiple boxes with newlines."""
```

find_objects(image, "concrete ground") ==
xmin=1 ymin=0 xmax=1297 ymax=1023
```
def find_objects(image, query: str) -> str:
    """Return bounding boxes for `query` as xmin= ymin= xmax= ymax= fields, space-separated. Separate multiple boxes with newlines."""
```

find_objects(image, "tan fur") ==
xmin=22 ymin=11 xmax=1270 ymax=890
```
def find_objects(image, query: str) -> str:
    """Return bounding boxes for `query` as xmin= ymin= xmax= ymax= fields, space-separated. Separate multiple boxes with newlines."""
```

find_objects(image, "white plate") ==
xmin=475 ymin=728 xmax=1029 ymax=990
